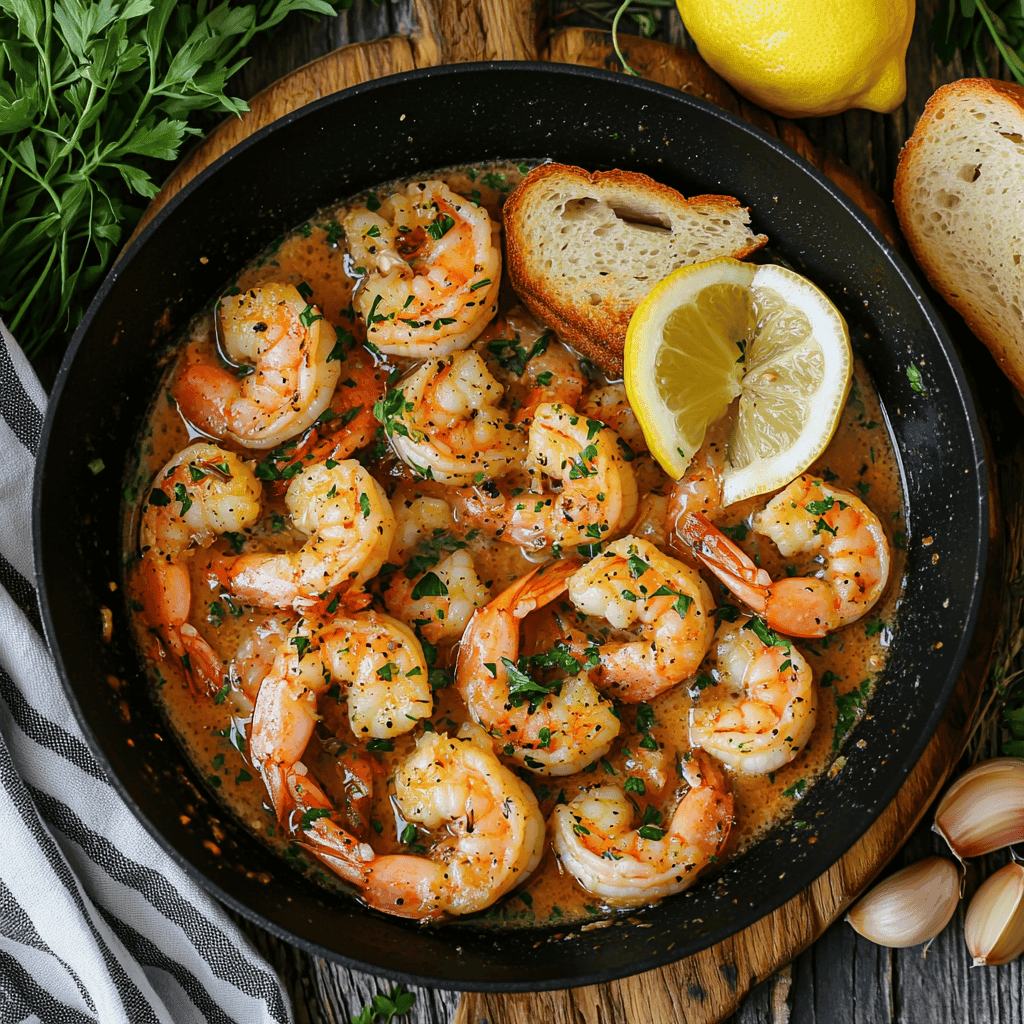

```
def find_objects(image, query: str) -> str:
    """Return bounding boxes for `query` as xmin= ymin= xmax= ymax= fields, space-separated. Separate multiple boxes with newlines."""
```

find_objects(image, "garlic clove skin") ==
xmin=965 ymin=861 xmax=1024 ymax=966
xmin=846 ymin=856 xmax=961 ymax=948
xmin=933 ymin=758 xmax=1024 ymax=860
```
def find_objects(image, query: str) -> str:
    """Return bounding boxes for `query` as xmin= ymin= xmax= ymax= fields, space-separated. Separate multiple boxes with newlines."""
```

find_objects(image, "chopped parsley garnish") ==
xmin=426 ymin=214 xmax=455 ymax=240
xmin=411 ymin=571 xmax=449 ymax=600
xmin=486 ymin=331 xmax=550 ymax=378
xmin=744 ymin=616 xmax=790 ymax=652
xmin=299 ymin=303 xmax=323 ymax=328
xmin=824 ymin=675 xmax=872 ymax=751
xmin=720 ymin=522 xmax=748 ymax=541
xmin=300 ymin=808 xmax=332 ymax=830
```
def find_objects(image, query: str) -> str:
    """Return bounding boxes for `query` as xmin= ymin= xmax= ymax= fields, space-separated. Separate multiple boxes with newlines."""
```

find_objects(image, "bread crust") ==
xmin=504 ymin=163 xmax=766 ymax=375
xmin=894 ymin=78 xmax=1024 ymax=396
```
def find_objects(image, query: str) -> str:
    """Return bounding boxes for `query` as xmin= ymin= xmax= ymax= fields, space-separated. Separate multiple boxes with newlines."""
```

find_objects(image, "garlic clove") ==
xmin=846 ymin=856 xmax=961 ymax=948
xmin=933 ymin=758 xmax=1024 ymax=860
xmin=965 ymin=861 xmax=1024 ymax=966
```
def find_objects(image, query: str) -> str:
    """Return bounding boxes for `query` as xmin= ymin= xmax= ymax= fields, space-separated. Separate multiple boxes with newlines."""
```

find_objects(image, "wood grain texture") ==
xmin=125 ymin=2 xmax=1021 ymax=1022
xmin=412 ymin=0 xmax=540 ymax=62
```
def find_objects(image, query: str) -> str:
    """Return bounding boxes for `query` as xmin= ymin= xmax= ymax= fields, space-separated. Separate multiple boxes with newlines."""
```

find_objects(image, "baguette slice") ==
xmin=894 ymin=78 xmax=1024 ymax=396
xmin=504 ymin=163 xmax=767 ymax=374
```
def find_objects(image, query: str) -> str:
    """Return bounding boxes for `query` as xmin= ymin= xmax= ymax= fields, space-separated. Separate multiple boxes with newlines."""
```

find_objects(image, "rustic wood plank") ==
xmin=411 ymin=0 xmax=539 ymax=62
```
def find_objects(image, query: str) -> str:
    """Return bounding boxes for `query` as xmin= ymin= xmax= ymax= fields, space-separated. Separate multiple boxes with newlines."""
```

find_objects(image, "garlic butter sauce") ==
xmin=124 ymin=160 xmax=906 ymax=929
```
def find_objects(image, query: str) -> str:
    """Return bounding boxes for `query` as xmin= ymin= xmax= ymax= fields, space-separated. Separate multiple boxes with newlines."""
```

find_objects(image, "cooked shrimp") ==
xmin=690 ymin=616 xmax=816 ymax=774
xmin=307 ymin=742 xmax=376 ymax=842
xmin=479 ymin=307 xmax=585 ymax=422
xmin=567 ymin=536 xmax=715 ymax=702
xmin=681 ymin=474 xmax=890 ymax=637
xmin=580 ymin=383 xmax=647 ymax=453
xmin=388 ymin=493 xmax=455 ymax=563
xmin=453 ymin=403 xmax=638 ymax=552
xmin=261 ymin=344 xmax=387 ymax=492
xmin=630 ymin=492 xmax=669 ymax=550
xmin=384 ymin=548 xmax=490 ymax=643
xmin=222 ymin=460 xmax=395 ymax=610
xmin=230 ymin=613 xmax=295 ymax=704
xmin=280 ymin=728 xmax=545 ymax=919
xmin=456 ymin=560 xmax=620 ymax=775
xmin=345 ymin=180 xmax=501 ymax=358
xmin=378 ymin=349 xmax=519 ymax=484
xmin=250 ymin=608 xmax=431 ymax=816
xmin=551 ymin=750 xmax=733 ymax=905
xmin=137 ymin=443 xmax=262 ymax=695
xmin=173 ymin=284 xmax=341 ymax=450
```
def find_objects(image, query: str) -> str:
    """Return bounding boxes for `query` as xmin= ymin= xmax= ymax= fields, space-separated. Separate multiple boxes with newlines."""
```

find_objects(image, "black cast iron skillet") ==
xmin=34 ymin=63 xmax=987 ymax=991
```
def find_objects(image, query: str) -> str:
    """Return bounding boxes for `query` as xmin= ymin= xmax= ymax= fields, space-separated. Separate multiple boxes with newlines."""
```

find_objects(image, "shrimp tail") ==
xmin=286 ymin=773 xmax=377 ymax=887
xmin=683 ymin=512 xmax=842 ymax=637
xmin=363 ymin=856 xmax=446 ymax=920
xmin=509 ymin=558 xmax=584 ymax=619
xmin=137 ymin=556 xmax=224 ymax=697
xmin=178 ymin=625 xmax=226 ymax=697
xmin=680 ymin=512 xmax=772 ymax=607
xmin=674 ymin=751 xmax=735 ymax=845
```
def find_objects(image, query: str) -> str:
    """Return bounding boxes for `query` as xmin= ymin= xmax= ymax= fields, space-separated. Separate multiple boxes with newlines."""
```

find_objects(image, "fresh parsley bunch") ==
xmin=932 ymin=0 xmax=1024 ymax=85
xmin=0 ymin=0 xmax=339 ymax=358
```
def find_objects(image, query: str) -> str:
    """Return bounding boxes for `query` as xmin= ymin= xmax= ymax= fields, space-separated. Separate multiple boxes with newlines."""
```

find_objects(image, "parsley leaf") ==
xmin=0 ymin=0 xmax=339 ymax=356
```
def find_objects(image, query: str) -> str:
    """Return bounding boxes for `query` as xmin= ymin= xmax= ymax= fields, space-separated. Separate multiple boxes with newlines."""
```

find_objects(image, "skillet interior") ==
xmin=34 ymin=62 xmax=987 ymax=990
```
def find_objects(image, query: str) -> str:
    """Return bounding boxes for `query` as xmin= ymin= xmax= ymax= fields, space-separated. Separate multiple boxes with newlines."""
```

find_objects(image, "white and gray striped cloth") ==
xmin=0 ymin=321 xmax=292 ymax=1023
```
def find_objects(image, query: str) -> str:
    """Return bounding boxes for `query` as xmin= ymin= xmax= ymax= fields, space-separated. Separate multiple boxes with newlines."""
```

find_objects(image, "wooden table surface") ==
xmin=194 ymin=2 xmax=1024 ymax=1022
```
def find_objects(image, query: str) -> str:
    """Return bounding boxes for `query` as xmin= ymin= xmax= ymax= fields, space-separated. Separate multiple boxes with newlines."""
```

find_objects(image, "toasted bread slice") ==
xmin=503 ymin=163 xmax=767 ymax=374
xmin=894 ymin=79 xmax=1024 ymax=396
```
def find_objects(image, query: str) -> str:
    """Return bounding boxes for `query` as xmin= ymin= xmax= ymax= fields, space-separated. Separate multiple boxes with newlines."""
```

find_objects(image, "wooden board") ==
xmin=129 ymin=4 xmax=1000 ymax=1022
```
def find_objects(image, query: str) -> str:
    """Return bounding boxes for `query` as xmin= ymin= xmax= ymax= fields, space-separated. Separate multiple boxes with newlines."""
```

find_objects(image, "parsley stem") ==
xmin=0 ymin=143 xmax=62 ymax=210
xmin=49 ymin=81 xmax=98 ymax=173
xmin=611 ymin=1 xmax=643 ymax=77
xmin=10 ymin=244 xmax=58 ymax=334
xmin=41 ymin=1 xmax=57 ymax=122
xmin=975 ymin=0 xmax=1024 ymax=84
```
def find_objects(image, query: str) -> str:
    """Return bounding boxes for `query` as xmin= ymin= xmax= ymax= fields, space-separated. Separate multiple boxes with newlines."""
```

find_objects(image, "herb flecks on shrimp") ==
xmin=136 ymin=443 xmax=262 ymax=696
xmin=453 ymin=403 xmax=638 ymax=553
xmin=173 ymin=284 xmax=341 ymax=450
xmin=129 ymin=162 xmax=904 ymax=926
xmin=682 ymin=474 xmax=890 ymax=637
xmin=345 ymin=180 xmax=501 ymax=358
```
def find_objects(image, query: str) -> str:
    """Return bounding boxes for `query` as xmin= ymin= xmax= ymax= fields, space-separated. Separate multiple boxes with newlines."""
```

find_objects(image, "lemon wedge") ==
xmin=624 ymin=257 xmax=852 ymax=506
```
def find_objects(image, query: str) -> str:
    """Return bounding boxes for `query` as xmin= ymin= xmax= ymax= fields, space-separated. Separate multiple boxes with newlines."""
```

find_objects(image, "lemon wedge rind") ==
xmin=721 ymin=264 xmax=852 ymax=505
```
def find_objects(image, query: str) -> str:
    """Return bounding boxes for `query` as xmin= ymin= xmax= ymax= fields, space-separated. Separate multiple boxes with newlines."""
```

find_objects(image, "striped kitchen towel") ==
xmin=0 ymin=320 xmax=292 ymax=1024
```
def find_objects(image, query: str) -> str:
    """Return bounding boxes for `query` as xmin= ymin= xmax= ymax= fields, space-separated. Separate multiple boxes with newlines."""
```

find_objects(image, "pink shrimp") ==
xmin=264 ymin=729 xmax=544 ymax=920
xmin=173 ymin=283 xmax=341 ymax=450
xmin=135 ymin=443 xmax=262 ymax=696
xmin=681 ymin=474 xmax=891 ymax=637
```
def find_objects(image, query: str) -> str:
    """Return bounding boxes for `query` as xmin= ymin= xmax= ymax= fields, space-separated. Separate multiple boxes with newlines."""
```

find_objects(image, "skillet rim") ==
xmin=33 ymin=60 xmax=988 ymax=991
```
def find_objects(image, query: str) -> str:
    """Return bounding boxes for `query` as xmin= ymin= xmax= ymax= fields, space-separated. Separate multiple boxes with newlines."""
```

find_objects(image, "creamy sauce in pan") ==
xmin=123 ymin=160 xmax=906 ymax=927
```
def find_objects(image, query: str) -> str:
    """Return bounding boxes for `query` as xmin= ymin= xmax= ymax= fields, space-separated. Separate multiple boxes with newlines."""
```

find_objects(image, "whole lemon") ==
xmin=676 ymin=0 xmax=914 ymax=119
